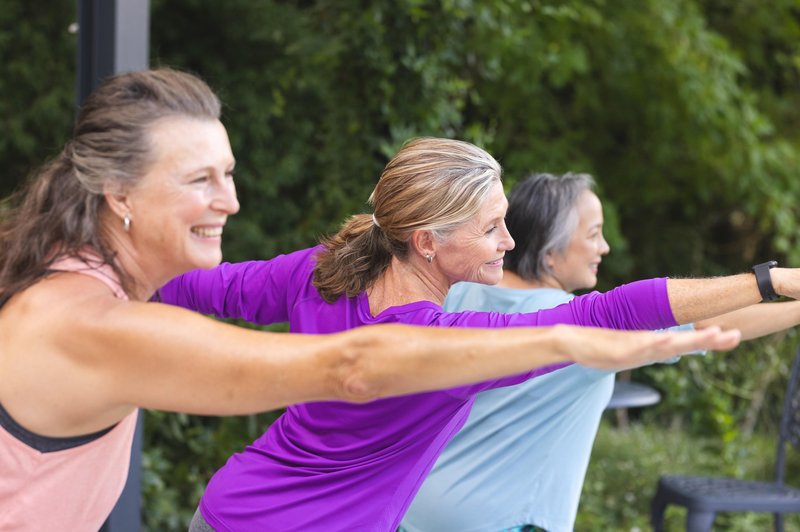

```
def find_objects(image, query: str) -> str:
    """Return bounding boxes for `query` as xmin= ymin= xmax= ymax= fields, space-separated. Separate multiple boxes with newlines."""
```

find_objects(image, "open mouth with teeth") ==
xmin=191 ymin=227 xmax=223 ymax=238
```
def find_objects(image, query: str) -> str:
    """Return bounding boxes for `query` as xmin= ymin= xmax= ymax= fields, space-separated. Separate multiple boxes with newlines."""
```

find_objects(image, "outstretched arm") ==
xmin=668 ymin=268 xmax=800 ymax=324
xmin=694 ymin=300 xmax=800 ymax=341
xmin=156 ymin=248 xmax=318 ymax=324
xmin=75 ymin=305 xmax=739 ymax=411
xmin=4 ymin=273 xmax=740 ymax=437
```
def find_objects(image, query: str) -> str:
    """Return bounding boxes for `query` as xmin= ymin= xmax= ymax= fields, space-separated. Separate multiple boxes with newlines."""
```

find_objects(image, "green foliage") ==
xmin=144 ymin=0 xmax=800 ymax=279
xmin=577 ymin=420 xmax=800 ymax=531
xmin=701 ymin=0 xmax=800 ymax=142
xmin=142 ymin=410 xmax=282 ymax=530
xmin=3 ymin=0 xmax=800 ymax=529
xmin=0 ymin=1 xmax=75 ymax=199
xmin=640 ymin=333 xmax=799 ymax=443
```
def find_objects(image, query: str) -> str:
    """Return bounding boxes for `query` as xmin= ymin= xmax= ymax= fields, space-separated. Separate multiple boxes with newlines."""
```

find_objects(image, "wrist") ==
xmin=770 ymin=268 xmax=783 ymax=299
xmin=770 ymin=267 xmax=796 ymax=300
xmin=753 ymin=260 xmax=781 ymax=303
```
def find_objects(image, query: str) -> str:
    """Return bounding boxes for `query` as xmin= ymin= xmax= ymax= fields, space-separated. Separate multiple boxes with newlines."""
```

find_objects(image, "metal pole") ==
xmin=101 ymin=415 xmax=145 ymax=531
xmin=76 ymin=0 xmax=149 ymax=107
xmin=76 ymin=1 xmax=150 ymax=530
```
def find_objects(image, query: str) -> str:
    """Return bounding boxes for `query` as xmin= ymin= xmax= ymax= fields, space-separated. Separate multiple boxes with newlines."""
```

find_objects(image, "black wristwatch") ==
xmin=752 ymin=261 xmax=779 ymax=302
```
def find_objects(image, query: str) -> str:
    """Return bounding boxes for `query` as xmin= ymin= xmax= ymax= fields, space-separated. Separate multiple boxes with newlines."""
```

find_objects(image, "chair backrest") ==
xmin=776 ymin=344 xmax=800 ymax=485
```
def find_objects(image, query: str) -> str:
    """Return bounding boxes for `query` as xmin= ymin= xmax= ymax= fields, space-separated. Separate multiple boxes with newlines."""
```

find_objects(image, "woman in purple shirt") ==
xmin=160 ymin=137 xmax=791 ymax=531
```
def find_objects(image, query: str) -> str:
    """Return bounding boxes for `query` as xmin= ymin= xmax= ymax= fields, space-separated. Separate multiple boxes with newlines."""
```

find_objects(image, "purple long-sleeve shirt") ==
xmin=158 ymin=246 xmax=676 ymax=531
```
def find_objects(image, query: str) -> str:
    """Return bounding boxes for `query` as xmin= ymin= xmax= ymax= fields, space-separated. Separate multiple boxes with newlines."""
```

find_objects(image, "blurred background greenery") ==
xmin=3 ymin=0 xmax=800 ymax=529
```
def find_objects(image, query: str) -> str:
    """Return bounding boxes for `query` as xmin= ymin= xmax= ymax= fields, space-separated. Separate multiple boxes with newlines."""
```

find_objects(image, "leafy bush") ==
xmin=639 ymin=332 xmax=800 ymax=442
xmin=142 ymin=411 xmax=282 ymax=530
xmin=577 ymin=419 xmax=800 ymax=531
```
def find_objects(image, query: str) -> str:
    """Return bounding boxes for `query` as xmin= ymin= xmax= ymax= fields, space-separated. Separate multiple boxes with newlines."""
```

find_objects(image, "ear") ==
xmin=409 ymin=229 xmax=438 ymax=260
xmin=103 ymin=182 xmax=131 ymax=219
xmin=544 ymin=248 xmax=557 ymax=269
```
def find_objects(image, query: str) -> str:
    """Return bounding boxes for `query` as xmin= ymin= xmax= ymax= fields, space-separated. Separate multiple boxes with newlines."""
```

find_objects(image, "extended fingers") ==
xmin=657 ymin=326 xmax=741 ymax=358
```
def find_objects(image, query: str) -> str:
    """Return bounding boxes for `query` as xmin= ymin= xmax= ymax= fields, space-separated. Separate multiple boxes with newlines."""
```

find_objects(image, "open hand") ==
xmin=560 ymin=325 xmax=741 ymax=370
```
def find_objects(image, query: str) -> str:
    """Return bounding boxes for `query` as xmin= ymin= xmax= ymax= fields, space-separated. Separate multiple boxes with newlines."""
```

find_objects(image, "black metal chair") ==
xmin=650 ymin=344 xmax=800 ymax=531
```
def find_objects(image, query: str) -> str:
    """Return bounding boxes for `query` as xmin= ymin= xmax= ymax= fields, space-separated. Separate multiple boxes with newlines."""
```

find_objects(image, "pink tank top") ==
xmin=0 ymin=255 xmax=139 ymax=531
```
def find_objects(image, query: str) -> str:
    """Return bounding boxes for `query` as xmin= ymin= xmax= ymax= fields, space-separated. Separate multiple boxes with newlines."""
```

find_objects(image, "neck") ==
xmin=499 ymin=270 xmax=563 ymax=291
xmin=366 ymin=256 xmax=449 ymax=315
xmin=103 ymin=225 xmax=159 ymax=302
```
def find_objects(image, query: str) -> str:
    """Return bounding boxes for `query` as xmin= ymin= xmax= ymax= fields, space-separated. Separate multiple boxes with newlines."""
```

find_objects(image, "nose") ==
xmin=212 ymin=178 xmax=240 ymax=215
xmin=500 ymin=222 xmax=515 ymax=251
xmin=599 ymin=233 xmax=610 ymax=256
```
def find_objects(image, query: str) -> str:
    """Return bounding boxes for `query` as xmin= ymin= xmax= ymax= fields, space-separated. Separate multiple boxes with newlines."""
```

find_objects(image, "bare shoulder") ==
xmin=0 ymin=272 xmax=132 ymax=435
xmin=0 ymin=271 xmax=128 ymax=388
xmin=4 ymin=271 xmax=126 ymax=327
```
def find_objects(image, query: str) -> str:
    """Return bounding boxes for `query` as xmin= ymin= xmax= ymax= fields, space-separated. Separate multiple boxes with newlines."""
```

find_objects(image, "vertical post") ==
xmin=76 ymin=2 xmax=150 ymax=530
xmin=76 ymin=0 xmax=150 ymax=106
xmin=101 ymin=415 xmax=145 ymax=530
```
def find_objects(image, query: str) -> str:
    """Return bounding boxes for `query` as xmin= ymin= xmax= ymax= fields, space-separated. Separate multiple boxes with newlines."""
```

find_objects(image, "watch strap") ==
xmin=752 ymin=260 xmax=779 ymax=302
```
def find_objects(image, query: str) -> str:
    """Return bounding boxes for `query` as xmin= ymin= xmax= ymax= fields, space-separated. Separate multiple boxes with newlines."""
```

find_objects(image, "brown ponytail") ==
xmin=313 ymin=215 xmax=406 ymax=303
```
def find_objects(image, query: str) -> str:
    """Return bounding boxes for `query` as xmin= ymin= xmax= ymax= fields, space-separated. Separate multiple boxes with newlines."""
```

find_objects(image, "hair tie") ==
xmin=371 ymin=214 xmax=381 ymax=229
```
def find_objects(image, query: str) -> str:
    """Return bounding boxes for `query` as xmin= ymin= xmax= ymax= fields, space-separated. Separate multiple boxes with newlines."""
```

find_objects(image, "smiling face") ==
xmin=120 ymin=116 xmax=239 ymax=285
xmin=545 ymin=189 xmax=609 ymax=292
xmin=433 ymin=180 xmax=515 ymax=286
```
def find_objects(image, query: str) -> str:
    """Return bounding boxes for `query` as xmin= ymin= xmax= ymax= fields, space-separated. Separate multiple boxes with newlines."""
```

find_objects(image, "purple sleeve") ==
xmin=440 ymin=278 xmax=676 ymax=397
xmin=156 ymin=247 xmax=319 ymax=325
xmin=437 ymin=278 xmax=677 ymax=330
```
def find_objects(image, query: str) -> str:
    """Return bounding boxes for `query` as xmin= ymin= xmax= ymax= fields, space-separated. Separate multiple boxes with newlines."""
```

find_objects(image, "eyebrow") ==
xmin=186 ymin=159 xmax=236 ymax=174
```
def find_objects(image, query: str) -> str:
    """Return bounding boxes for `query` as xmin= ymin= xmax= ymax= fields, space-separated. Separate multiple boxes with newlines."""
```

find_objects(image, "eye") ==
xmin=190 ymin=175 xmax=210 ymax=185
xmin=225 ymin=169 xmax=236 ymax=180
xmin=486 ymin=225 xmax=497 ymax=235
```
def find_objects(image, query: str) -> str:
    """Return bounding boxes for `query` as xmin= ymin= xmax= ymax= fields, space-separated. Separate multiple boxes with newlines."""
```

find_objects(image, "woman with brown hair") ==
xmin=0 ymin=70 xmax=721 ymax=531
xmin=158 ymin=137 xmax=789 ymax=531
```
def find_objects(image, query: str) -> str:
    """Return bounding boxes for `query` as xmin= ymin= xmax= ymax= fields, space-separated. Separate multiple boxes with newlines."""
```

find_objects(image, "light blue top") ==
xmin=401 ymin=282 xmax=693 ymax=532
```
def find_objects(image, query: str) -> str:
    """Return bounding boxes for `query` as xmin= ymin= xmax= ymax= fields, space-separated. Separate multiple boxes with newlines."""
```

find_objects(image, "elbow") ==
xmin=339 ymin=373 xmax=381 ymax=404
xmin=326 ymin=328 xmax=396 ymax=404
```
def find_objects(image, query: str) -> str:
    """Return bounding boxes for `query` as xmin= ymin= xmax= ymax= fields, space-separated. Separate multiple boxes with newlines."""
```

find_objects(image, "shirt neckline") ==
xmin=357 ymin=291 xmax=442 ymax=321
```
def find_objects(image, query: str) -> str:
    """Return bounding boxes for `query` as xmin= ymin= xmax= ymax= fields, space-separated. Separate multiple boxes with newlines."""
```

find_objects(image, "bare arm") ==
xmin=668 ymin=268 xmax=800 ymax=324
xmin=334 ymin=323 xmax=739 ymax=398
xmin=694 ymin=300 xmax=800 ymax=341
xmin=0 ymin=274 xmax=740 ymax=437
xmin=70 ymin=304 xmax=740 ymax=411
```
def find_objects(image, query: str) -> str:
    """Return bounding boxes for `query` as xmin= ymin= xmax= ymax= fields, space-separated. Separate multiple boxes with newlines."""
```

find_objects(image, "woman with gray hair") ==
xmin=402 ymin=172 xmax=800 ymax=532
xmin=159 ymin=138 xmax=798 ymax=530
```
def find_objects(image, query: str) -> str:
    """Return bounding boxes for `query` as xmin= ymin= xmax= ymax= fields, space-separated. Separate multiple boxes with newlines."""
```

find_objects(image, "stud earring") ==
xmin=426 ymin=254 xmax=433 ymax=264
xmin=123 ymin=214 xmax=131 ymax=233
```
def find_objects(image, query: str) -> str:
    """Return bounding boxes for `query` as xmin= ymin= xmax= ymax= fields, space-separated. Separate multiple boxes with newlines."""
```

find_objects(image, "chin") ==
xmin=479 ymin=274 xmax=503 ymax=286
xmin=189 ymin=252 xmax=223 ymax=271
